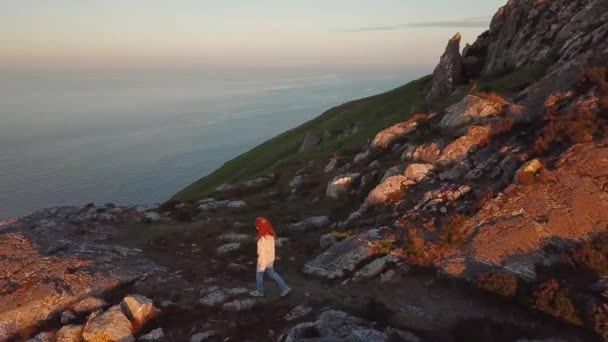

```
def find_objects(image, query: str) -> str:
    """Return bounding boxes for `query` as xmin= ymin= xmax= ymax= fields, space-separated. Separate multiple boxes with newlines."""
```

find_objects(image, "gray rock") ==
xmin=82 ymin=305 xmax=135 ymax=342
xmin=190 ymin=331 xmax=216 ymax=342
xmin=28 ymin=332 xmax=54 ymax=342
xmin=288 ymin=216 xmax=330 ymax=232
xmin=139 ymin=328 xmax=165 ymax=341
xmin=217 ymin=233 xmax=252 ymax=243
xmin=222 ymin=298 xmax=259 ymax=312
xmin=199 ymin=288 xmax=249 ymax=306
xmin=226 ymin=200 xmax=247 ymax=209
xmin=304 ymin=232 xmax=374 ymax=279
xmin=216 ymin=243 xmax=242 ymax=255
xmin=439 ymin=95 xmax=505 ymax=131
xmin=320 ymin=234 xmax=337 ymax=250
xmin=323 ymin=159 xmax=338 ymax=173
xmin=379 ymin=269 xmax=397 ymax=283
xmin=354 ymin=257 xmax=388 ymax=280
xmin=289 ymin=175 xmax=304 ymax=189
xmin=353 ymin=150 xmax=371 ymax=163
xmin=284 ymin=305 xmax=313 ymax=322
xmin=426 ymin=32 xmax=466 ymax=102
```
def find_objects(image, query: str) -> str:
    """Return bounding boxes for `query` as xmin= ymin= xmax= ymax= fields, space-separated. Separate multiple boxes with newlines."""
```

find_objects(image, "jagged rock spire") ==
xmin=426 ymin=32 xmax=467 ymax=103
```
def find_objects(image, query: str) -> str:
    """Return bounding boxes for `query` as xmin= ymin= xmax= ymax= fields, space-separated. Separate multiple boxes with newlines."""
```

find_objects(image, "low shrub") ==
xmin=476 ymin=272 xmax=519 ymax=297
xmin=331 ymin=230 xmax=354 ymax=241
xmin=371 ymin=239 xmax=396 ymax=256
xmin=530 ymin=279 xmax=581 ymax=325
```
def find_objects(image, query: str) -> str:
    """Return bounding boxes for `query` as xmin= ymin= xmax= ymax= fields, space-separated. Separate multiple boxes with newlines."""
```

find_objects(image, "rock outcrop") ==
xmin=440 ymin=95 xmax=506 ymax=130
xmin=426 ymin=33 xmax=467 ymax=102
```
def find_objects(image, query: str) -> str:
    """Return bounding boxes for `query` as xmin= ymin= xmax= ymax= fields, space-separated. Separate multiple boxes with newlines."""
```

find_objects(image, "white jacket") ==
xmin=257 ymin=236 xmax=276 ymax=272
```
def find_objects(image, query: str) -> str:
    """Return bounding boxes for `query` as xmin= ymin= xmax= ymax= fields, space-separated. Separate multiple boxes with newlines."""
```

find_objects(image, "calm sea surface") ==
xmin=0 ymin=67 xmax=420 ymax=219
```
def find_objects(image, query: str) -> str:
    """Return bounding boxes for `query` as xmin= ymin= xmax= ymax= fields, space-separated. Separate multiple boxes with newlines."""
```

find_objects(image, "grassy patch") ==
xmin=174 ymin=75 xmax=432 ymax=201
xmin=477 ymin=55 xmax=558 ymax=93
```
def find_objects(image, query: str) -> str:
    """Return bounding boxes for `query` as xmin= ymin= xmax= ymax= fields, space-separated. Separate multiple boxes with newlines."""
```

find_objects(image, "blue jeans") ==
xmin=256 ymin=267 xmax=289 ymax=293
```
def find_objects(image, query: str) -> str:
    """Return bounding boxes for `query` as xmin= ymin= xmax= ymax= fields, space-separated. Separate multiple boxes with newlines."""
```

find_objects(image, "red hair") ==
xmin=256 ymin=217 xmax=276 ymax=238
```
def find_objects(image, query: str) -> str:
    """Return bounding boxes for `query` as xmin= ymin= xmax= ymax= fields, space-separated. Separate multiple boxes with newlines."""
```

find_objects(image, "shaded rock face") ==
xmin=0 ymin=208 xmax=167 ymax=341
xmin=426 ymin=33 xmax=467 ymax=102
xmin=287 ymin=216 xmax=330 ymax=232
xmin=464 ymin=0 xmax=608 ymax=77
xmin=440 ymin=95 xmax=506 ymax=131
xmin=284 ymin=310 xmax=421 ymax=342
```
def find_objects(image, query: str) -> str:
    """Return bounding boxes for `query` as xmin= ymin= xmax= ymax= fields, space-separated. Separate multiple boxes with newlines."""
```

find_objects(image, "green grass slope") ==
xmin=174 ymin=75 xmax=432 ymax=201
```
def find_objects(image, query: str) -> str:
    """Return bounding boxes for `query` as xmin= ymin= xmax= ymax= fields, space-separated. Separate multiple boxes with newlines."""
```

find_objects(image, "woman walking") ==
xmin=249 ymin=217 xmax=291 ymax=297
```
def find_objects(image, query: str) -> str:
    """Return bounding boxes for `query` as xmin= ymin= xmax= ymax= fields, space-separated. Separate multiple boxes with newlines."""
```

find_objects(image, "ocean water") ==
xmin=0 ymin=67 xmax=419 ymax=219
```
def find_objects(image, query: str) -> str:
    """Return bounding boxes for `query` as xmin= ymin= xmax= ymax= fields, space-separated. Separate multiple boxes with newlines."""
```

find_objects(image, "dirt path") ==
xmin=112 ymin=221 xmax=598 ymax=341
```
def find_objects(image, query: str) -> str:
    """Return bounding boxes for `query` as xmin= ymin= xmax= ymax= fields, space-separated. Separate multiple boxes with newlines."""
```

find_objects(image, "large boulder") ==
xmin=370 ymin=116 xmax=423 ymax=151
xmin=437 ymin=125 xmax=492 ymax=166
xmin=426 ymin=33 xmax=466 ymax=102
xmin=326 ymin=173 xmax=360 ymax=199
xmin=363 ymin=176 xmax=414 ymax=209
xmin=120 ymin=295 xmax=159 ymax=331
xmin=82 ymin=305 xmax=134 ymax=342
xmin=440 ymin=95 xmax=506 ymax=130
xmin=72 ymin=297 xmax=108 ymax=315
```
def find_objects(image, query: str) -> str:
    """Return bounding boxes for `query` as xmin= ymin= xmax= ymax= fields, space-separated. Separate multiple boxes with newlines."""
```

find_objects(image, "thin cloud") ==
xmin=339 ymin=16 xmax=491 ymax=32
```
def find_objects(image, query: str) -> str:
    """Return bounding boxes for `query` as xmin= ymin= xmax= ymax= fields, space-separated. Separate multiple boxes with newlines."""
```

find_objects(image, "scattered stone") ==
xmin=139 ymin=328 xmax=165 ymax=341
xmin=198 ymin=200 xmax=230 ymax=211
xmin=276 ymin=237 xmax=289 ymax=247
xmin=289 ymin=175 xmax=304 ymax=189
xmin=199 ymin=288 xmax=249 ymax=306
xmin=320 ymin=233 xmax=337 ymax=250
xmin=226 ymin=200 xmax=247 ymax=209
xmin=82 ymin=305 xmax=134 ymax=342
xmin=411 ymin=143 xmax=442 ymax=164
xmin=284 ymin=305 xmax=313 ymax=322
xmin=217 ymin=233 xmax=252 ymax=243
xmin=288 ymin=216 xmax=330 ymax=232
xmin=222 ymin=298 xmax=259 ymax=312
xmin=324 ymin=159 xmax=338 ymax=173
xmin=216 ymin=243 xmax=242 ymax=255
xmin=28 ymin=332 xmax=55 ymax=342
xmin=440 ymin=95 xmax=505 ymax=130
xmin=190 ymin=331 xmax=216 ymax=342
xmin=353 ymin=150 xmax=371 ymax=163
xmin=121 ymin=294 xmax=160 ymax=331
xmin=55 ymin=325 xmax=83 ymax=342
xmin=143 ymin=212 xmax=161 ymax=223
xmin=326 ymin=173 xmax=360 ymax=199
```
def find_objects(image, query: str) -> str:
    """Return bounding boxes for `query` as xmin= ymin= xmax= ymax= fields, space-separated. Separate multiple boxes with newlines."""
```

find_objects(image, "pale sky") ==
xmin=1 ymin=0 xmax=505 ymax=70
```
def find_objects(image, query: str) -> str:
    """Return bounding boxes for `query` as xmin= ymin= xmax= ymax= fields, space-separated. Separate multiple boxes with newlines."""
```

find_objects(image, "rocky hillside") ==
xmin=2 ymin=0 xmax=608 ymax=341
